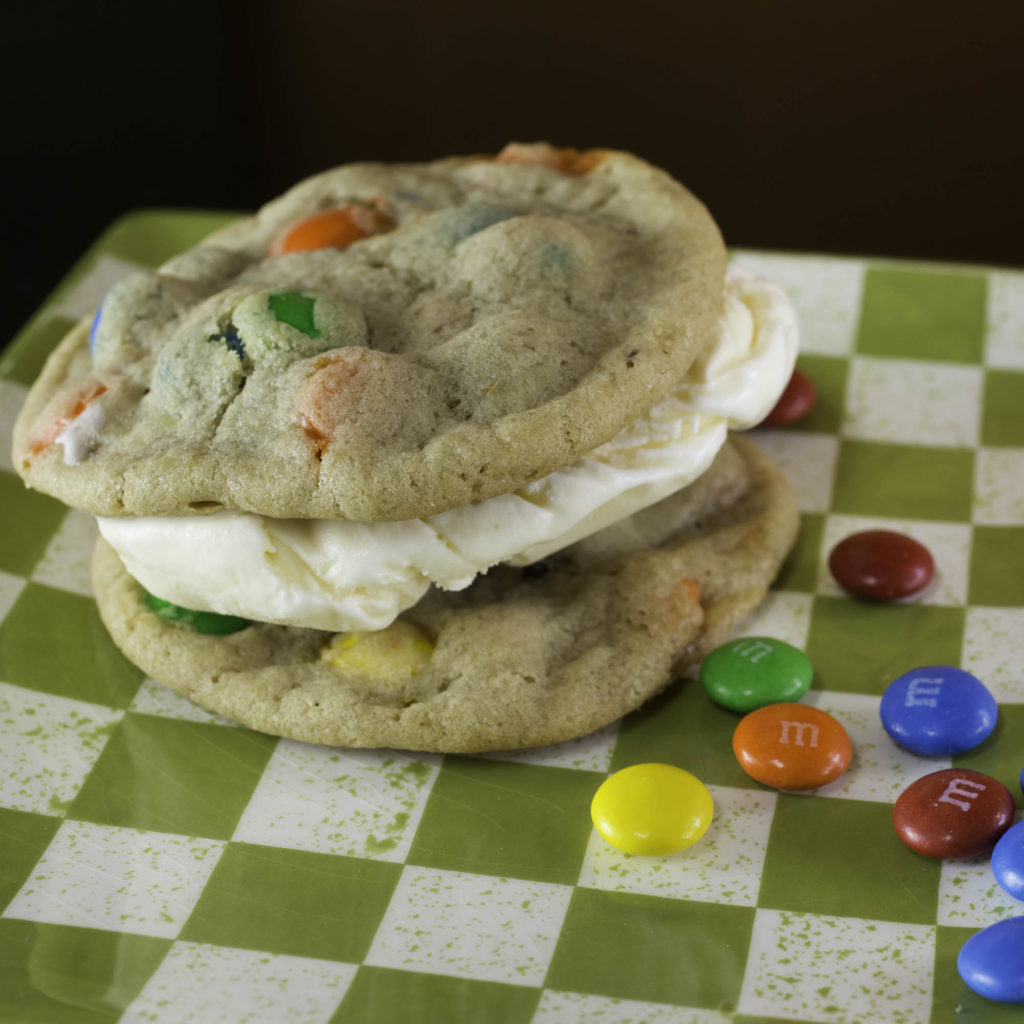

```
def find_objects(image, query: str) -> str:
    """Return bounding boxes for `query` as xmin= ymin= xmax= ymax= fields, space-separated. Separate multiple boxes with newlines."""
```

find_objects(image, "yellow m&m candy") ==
xmin=590 ymin=763 xmax=714 ymax=855
xmin=321 ymin=621 xmax=433 ymax=681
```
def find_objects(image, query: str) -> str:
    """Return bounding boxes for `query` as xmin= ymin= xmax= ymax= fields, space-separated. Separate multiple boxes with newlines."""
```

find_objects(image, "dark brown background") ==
xmin=4 ymin=0 xmax=1022 ymax=348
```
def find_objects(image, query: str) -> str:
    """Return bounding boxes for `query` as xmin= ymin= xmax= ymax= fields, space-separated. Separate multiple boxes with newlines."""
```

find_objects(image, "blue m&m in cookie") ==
xmin=88 ymin=305 xmax=103 ymax=357
xmin=880 ymin=666 xmax=997 ymax=756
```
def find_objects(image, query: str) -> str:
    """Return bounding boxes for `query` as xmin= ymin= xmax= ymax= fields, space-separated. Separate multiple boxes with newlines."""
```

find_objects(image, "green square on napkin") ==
xmin=856 ymin=265 xmax=986 ymax=363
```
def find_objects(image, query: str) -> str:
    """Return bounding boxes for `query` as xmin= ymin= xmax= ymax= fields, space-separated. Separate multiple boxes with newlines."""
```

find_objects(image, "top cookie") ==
xmin=13 ymin=144 xmax=726 ymax=522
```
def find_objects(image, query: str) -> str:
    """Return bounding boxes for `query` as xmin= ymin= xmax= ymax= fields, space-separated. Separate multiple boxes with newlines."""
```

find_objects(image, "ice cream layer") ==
xmin=98 ymin=264 xmax=797 ymax=632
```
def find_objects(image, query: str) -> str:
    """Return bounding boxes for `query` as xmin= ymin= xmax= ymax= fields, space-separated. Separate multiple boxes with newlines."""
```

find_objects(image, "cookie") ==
xmin=14 ymin=145 xmax=726 ymax=522
xmin=91 ymin=437 xmax=798 ymax=753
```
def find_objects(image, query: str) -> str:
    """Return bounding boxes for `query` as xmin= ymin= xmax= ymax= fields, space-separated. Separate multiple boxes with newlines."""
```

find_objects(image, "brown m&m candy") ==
xmin=759 ymin=367 xmax=817 ymax=427
xmin=893 ymin=768 xmax=1015 ymax=859
xmin=829 ymin=529 xmax=934 ymax=602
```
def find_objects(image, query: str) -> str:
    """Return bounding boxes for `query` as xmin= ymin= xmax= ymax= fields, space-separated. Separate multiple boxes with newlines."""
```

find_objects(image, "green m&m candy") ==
xmin=144 ymin=592 xmax=250 ymax=636
xmin=699 ymin=636 xmax=813 ymax=712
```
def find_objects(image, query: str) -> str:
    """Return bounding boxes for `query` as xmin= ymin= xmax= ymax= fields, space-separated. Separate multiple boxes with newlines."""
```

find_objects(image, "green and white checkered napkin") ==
xmin=2 ymin=212 xmax=1023 ymax=1023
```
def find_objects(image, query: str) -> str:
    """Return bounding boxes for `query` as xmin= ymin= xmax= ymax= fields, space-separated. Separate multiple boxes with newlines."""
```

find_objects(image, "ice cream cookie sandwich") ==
xmin=14 ymin=143 xmax=800 ymax=752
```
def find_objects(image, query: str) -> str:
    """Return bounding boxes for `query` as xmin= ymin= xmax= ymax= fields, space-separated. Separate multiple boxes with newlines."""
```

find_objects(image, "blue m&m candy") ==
xmin=88 ymin=305 xmax=103 ymax=357
xmin=880 ymin=666 xmax=997 ymax=756
xmin=993 ymin=821 xmax=1024 ymax=902
xmin=958 ymin=917 xmax=1024 ymax=1003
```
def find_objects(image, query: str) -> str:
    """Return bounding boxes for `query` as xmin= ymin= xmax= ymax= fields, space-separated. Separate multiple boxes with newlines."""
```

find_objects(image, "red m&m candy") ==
xmin=829 ymin=529 xmax=934 ymax=602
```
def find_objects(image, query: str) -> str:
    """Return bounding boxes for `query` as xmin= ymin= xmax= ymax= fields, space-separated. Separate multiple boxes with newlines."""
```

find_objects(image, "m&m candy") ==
xmin=270 ymin=203 xmax=393 ymax=256
xmin=828 ymin=529 xmax=934 ymax=602
xmin=88 ymin=305 xmax=103 ymax=358
xmin=144 ymin=592 xmax=250 ymax=636
xmin=957 ymin=917 xmax=1024 ymax=1004
xmin=320 ymin=622 xmax=434 ymax=681
xmin=27 ymin=377 xmax=110 ymax=457
xmin=879 ymin=666 xmax=998 ymax=756
xmin=992 ymin=821 xmax=1024 ymax=902
xmin=892 ymin=769 xmax=1014 ymax=859
xmin=591 ymin=763 xmax=713 ymax=855
xmin=700 ymin=636 xmax=813 ymax=712
xmin=759 ymin=367 xmax=817 ymax=427
xmin=732 ymin=702 xmax=852 ymax=790
xmin=495 ymin=142 xmax=599 ymax=174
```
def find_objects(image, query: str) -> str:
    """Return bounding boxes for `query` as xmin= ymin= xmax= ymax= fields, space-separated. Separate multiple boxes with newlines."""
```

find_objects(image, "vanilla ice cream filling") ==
xmin=97 ymin=264 xmax=798 ymax=632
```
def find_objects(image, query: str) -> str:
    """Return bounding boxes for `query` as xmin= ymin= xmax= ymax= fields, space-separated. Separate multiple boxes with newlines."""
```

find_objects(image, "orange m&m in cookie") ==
xmin=732 ymin=702 xmax=852 ymax=790
xmin=270 ymin=202 xmax=394 ymax=256
xmin=495 ymin=141 xmax=601 ymax=174
xmin=27 ymin=376 xmax=110 ymax=456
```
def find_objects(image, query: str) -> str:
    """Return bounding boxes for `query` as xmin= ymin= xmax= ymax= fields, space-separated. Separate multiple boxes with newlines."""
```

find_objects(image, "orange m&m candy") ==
xmin=732 ymin=702 xmax=852 ymax=790
xmin=495 ymin=142 xmax=600 ymax=174
xmin=270 ymin=202 xmax=393 ymax=256
xmin=28 ymin=377 xmax=110 ymax=456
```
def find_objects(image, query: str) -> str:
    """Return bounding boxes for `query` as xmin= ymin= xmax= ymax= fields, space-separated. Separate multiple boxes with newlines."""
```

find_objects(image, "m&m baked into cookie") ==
xmin=13 ymin=143 xmax=801 ymax=752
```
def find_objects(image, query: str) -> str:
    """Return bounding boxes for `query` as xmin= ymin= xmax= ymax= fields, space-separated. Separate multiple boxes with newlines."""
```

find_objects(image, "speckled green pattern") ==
xmin=2 ymin=219 xmax=1023 ymax=1023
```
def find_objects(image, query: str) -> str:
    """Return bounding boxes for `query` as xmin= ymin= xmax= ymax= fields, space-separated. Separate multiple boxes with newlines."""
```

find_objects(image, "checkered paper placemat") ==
xmin=2 ymin=212 xmax=1023 ymax=1024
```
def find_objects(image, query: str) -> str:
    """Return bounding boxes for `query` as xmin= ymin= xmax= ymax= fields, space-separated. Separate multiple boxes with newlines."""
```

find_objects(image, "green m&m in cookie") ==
xmin=144 ymin=592 xmax=250 ymax=635
xmin=232 ymin=288 xmax=367 ymax=359
xmin=700 ymin=636 xmax=813 ymax=712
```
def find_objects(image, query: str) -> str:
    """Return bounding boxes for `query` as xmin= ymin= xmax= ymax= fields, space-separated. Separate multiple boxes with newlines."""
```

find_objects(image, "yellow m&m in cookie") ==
xmin=321 ymin=621 xmax=433 ymax=681
xmin=591 ymin=763 xmax=713 ymax=855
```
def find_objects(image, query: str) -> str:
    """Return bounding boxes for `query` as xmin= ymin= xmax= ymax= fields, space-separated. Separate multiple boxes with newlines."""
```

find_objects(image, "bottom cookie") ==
xmin=92 ymin=437 xmax=799 ymax=753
